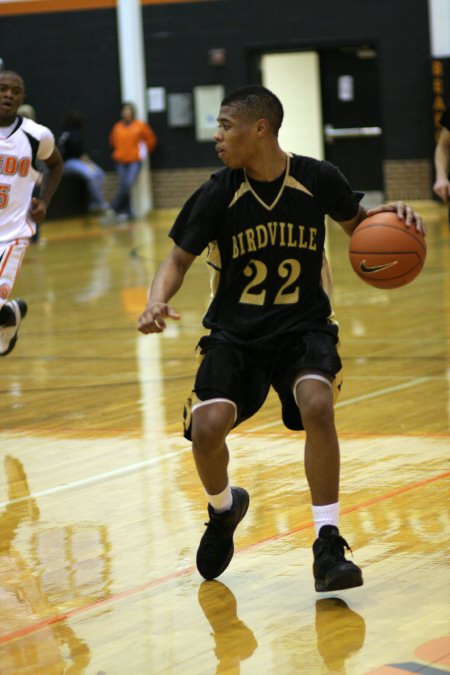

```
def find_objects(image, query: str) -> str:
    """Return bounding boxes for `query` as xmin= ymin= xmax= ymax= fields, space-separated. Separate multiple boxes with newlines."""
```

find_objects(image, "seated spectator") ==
xmin=58 ymin=111 xmax=110 ymax=214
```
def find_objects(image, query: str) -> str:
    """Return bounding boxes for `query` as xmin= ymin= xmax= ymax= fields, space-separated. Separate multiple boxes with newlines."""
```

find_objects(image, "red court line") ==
xmin=0 ymin=567 xmax=195 ymax=646
xmin=237 ymin=470 xmax=450 ymax=551
xmin=0 ymin=469 xmax=448 ymax=646
xmin=1 ymin=425 xmax=448 ymax=438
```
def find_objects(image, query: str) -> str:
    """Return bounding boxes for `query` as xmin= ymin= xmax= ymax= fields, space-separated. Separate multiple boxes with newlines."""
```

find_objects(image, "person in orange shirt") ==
xmin=109 ymin=101 xmax=157 ymax=221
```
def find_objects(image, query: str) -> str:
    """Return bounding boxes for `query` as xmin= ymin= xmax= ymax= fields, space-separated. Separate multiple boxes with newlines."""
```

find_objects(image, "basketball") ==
xmin=349 ymin=211 xmax=426 ymax=289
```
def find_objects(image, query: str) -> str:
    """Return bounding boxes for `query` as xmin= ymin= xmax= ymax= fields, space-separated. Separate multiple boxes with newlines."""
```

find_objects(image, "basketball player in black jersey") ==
xmin=138 ymin=86 xmax=424 ymax=591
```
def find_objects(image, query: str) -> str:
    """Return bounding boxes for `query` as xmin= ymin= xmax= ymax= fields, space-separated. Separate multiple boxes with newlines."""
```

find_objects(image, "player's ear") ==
xmin=255 ymin=118 xmax=270 ymax=136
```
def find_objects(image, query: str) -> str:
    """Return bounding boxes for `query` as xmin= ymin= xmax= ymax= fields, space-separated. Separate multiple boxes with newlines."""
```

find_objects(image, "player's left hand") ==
xmin=29 ymin=197 xmax=47 ymax=223
xmin=366 ymin=202 xmax=426 ymax=235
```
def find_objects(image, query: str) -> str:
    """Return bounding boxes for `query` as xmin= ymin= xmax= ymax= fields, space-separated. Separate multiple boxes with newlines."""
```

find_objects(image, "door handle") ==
xmin=324 ymin=123 xmax=382 ymax=143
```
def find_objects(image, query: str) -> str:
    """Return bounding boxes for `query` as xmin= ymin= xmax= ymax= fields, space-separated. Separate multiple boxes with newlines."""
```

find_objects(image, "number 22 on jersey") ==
xmin=240 ymin=258 xmax=301 ymax=305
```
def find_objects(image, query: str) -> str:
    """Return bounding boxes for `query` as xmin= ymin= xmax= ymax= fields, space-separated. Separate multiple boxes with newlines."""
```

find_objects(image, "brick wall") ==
xmin=151 ymin=168 xmax=218 ymax=209
xmin=103 ymin=173 xmax=118 ymax=207
xmin=103 ymin=161 xmax=434 ymax=211
xmin=103 ymin=167 xmax=218 ymax=211
xmin=384 ymin=159 xmax=433 ymax=201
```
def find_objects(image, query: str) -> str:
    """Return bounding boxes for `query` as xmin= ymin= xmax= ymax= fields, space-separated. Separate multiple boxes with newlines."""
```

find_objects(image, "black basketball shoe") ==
xmin=196 ymin=487 xmax=249 ymax=580
xmin=0 ymin=299 xmax=27 ymax=356
xmin=313 ymin=525 xmax=363 ymax=592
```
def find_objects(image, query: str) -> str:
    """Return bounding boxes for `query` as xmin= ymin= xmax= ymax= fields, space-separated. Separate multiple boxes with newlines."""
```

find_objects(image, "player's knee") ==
xmin=299 ymin=391 xmax=334 ymax=428
xmin=192 ymin=421 xmax=220 ymax=452
xmin=191 ymin=404 xmax=232 ymax=451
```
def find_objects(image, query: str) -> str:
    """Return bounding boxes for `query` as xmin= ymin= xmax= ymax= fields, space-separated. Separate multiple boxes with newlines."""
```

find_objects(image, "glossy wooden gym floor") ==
xmin=0 ymin=201 xmax=448 ymax=674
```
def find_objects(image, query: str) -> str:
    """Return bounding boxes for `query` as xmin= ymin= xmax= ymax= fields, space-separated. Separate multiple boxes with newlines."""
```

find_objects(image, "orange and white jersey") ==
xmin=0 ymin=116 xmax=54 ymax=242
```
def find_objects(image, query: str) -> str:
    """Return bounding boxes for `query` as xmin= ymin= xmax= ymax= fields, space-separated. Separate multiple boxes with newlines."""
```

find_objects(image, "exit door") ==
xmin=320 ymin=47 xmax=384 ymax=194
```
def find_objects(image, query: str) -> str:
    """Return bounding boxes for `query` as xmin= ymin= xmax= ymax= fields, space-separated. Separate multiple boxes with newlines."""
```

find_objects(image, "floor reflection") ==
xmin=0 ymin=456 xmax=91 ymax=673
xmin=198 ymin=580 xmax=258 ymax=673
xmin=315 ymin=597 xmax=366 ymax=673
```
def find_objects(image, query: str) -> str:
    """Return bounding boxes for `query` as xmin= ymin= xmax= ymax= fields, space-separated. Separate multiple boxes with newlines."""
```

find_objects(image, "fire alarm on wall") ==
xmin=209 ymin=48 xmax=227 ymax=66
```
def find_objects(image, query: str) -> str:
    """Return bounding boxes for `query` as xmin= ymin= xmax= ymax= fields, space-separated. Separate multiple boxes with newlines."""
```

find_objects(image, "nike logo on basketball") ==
xmin=359 ymin=260 xmax=398 ymax=273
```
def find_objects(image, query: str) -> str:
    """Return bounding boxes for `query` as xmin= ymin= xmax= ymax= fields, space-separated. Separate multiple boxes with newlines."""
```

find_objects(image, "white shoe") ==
xmin=0 ymin=299 xmax=27 ymax=356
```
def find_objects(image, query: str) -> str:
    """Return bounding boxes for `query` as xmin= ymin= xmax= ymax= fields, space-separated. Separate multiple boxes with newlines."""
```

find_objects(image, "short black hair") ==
xmin=221 ymin=85 xmax=284 ymax=135
xmin=0 ymin=70 xmax=25 ymax=90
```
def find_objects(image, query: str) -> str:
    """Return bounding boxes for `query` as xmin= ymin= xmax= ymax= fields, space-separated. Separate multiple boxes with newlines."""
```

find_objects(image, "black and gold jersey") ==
xmin=170 ymin=153 xmax=363 ymax=345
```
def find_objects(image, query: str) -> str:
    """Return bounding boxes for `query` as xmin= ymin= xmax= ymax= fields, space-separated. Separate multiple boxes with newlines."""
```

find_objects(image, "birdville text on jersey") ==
xmin=232 ymin=222 xmax=318 ymax=258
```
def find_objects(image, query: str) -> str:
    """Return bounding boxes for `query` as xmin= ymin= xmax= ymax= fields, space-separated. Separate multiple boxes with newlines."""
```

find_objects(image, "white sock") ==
xmin=206 ymin=482 xmax=233 ymax=513
xmin=312 ymin=502 xmax=339 ymax=537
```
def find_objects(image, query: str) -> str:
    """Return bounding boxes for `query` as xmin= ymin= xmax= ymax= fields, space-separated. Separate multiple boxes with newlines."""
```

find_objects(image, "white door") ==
xmin=261 ymin=51 xmax=324 ymax=159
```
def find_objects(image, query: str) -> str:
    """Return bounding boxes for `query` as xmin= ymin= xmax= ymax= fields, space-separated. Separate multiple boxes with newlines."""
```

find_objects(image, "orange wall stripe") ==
xmin=0 ymin=0 xmax=208 ymax=16
xmin=0 ymin=0 xmax=115 ymax=15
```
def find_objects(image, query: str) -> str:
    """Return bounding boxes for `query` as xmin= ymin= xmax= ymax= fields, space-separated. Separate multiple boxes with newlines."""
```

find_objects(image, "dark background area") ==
xmin=0 ymin=0 xmax=436 ymax=174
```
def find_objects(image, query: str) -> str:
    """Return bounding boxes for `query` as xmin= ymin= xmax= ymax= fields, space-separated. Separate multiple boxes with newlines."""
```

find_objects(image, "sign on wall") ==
xmin=193 ymin=85 xmax=224 ymax=142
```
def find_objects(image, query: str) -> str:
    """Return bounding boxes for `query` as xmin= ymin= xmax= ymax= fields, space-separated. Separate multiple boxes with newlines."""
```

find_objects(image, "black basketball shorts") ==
xmin=182 ymin=330 xmax=343 ymax=440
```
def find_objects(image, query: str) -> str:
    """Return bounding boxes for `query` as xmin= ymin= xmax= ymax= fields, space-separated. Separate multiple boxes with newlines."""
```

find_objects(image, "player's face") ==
xmin=214 ymin=105 xmax=259 ymax=169
xmin=0 ymin=73 xmax=25 ymax=125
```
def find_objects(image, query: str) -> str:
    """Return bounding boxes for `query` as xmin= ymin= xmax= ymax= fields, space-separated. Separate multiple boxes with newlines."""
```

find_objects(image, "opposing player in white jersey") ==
xmin=0 ymin=70 xmax=63 ymax=355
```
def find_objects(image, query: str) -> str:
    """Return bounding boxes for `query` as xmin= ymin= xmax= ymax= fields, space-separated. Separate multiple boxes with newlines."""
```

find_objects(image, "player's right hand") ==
xmin=137 ymin=302 xmax=180 ymax=334
xmin=29 ymin=197 xmax=48 ymax=223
